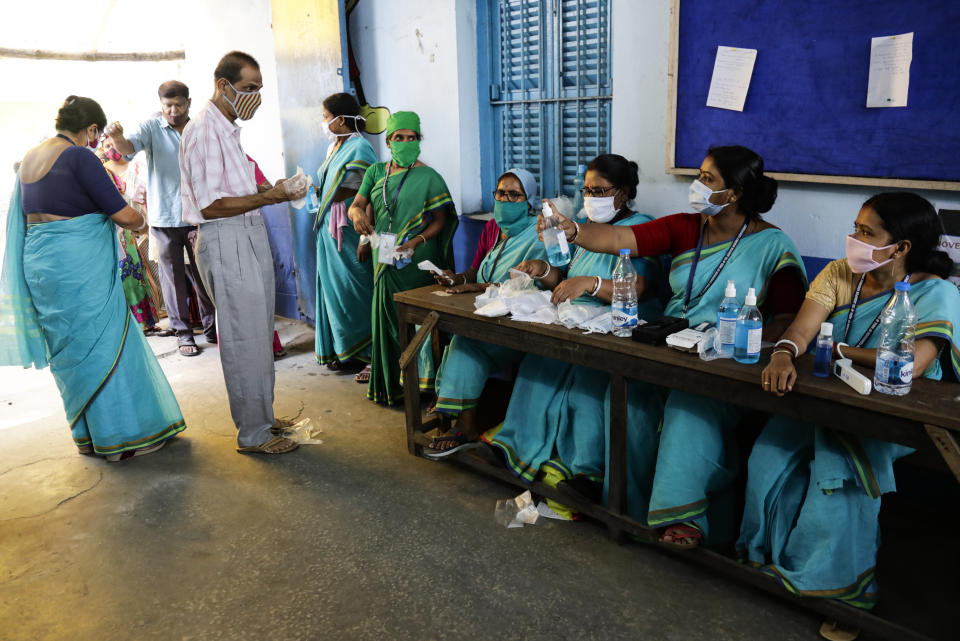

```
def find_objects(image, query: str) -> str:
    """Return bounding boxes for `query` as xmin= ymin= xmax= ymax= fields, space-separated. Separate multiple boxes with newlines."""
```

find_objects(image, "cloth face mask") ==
xmin=846 ymin=234 xmax=896 ymax=274
xmin=688 ymin=179 xmax=728 ymax=216
xmin=493 ymin=200 xmax=530 ymax=237
xmin=224 ymin=84 xmax=262 ymax=121
xmin=390 ymin=140 xmax=420 ymax=167
xmin=584 ymin=195 xmax=617 ymax=223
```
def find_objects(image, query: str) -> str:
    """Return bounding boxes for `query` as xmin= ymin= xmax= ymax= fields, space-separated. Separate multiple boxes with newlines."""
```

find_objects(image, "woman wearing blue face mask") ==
xmin=540 ymin=145 xmax=807 ymax=544
xmin=422 ymin=169 xmax=548 ymax=456
xmin=313 ymin=93 xmax=378 ymax=377
xmin=739 ymin=193 xmax=960 ymax=616
xmin=484 ymin=154 xmax=665 ymax=510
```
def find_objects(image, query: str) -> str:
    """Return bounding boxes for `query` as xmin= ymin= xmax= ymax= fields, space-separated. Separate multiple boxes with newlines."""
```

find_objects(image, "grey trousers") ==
xmin=195 ymin=215 xmax=276 ymax=447
xmin=152 ymin=226 xmax=216 ymax=337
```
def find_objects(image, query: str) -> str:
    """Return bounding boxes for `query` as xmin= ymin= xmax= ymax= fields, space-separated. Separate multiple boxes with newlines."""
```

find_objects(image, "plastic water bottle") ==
xmin=611 ymin=249 xmax=638 ymax=337
xmin=573 ymin=164 xmax=587 ymax=220
xmin=734 ymin=287 xmax=762 ymax=364
xmin=716 ymin=280 xmax=739 ymax=357
xmin=542 ymin=202 xmax=571 ymax=267
xmin=874 ymin=281 xmax=917 ymax=395
xmin=305 ymin=175 xmax=319 ymax=213
xmin=813 ymin=321 xmax=834 ymax=377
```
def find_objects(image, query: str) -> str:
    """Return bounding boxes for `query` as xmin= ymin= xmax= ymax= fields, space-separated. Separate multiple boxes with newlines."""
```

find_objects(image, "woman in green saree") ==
xmin=348 ymin=111 xmax=458 ymax=405
xmin=313 ymin=93 xmax=379 ymax=375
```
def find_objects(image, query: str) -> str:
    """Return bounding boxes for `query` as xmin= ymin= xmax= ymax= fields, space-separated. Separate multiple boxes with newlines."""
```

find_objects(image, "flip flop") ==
xmin=178 ymin=335 xmax=200 ymax=357
xmin=819 ymin=621 xmax=860 ymax=641
xmin=105 ymin=439 xmax=167 ymax=462
xmin=237 ymin=436 xmax=299 ymax=455
xmin=355 ymin=365 xmax=371 ymax=383
xmin=422 ymin=431 xmax=480 ymax=459
xmin=659 ymin=524 xmax=703 ymax=549
xmin=156 ymin=328 xmax=177 ymax=337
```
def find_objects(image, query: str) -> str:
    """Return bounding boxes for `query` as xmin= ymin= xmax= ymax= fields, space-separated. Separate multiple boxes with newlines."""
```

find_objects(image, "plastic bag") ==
xmin=697 ymin=327 xmax=723 ymax=361
xmin=494 ymin=490 xmax=540 ymax=528
xmin=500 ymin=270 xmax=537 ymax=298
xmin=286 ymin=166 xmax=311 ymax=207
xmin=582 ymin=310 xmax=615 ymax=334
xmin=557 ymin=301 xmax=606 ymax=329
xmin=474 ymin=284 xmax=500 ymax=309
xmin=281 ymin=418 xmax=323 ymax=445
xmin=504 ymin=290 xmax=553 ymax=317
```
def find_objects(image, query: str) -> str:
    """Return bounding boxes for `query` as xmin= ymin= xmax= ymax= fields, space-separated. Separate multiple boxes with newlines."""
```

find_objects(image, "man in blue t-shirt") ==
xmin=104 ymin=81 xmax=216 ymax=357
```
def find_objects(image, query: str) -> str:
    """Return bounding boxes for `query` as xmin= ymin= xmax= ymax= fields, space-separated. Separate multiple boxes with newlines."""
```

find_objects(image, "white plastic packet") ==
xmin=504 ymin=290 xmax=553 ymax=317
xmin=281 ymin=418 xmax=323 ymax=445
xmin=286 ymin=166 xmax=311 ymax=207
xmin=557 ymin=301 xmax=606 ymax=329
xmin=500 ymin=270 xmax=537 ymax=298
xmin=494 ymin=490 xmax=540 ymax=528
xmin=474 ymin=284 xmax=500 ymax=309
xmin=511 ymin=304 xmax=559 ymax=325
xmin=475 ymin=299 xmax=509 ymax=317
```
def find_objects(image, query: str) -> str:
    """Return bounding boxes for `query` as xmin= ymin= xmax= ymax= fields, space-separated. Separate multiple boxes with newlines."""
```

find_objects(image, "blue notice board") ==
xmin=670 ymin=0 xmax=960 ymax=188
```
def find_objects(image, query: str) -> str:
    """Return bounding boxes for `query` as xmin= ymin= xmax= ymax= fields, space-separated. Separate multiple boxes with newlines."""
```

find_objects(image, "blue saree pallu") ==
xmin=433 ymin=219 xmax=547 ymax=415
xmin=486 ymin=212 xmax=665 ymax=502
xmin=646 ymin=227 xmax=806 ymax=539
xmin=314 ymin=136 xmax=378 ymax=365
xmin=1 ymin=180 xmax=184 ymax=455
xmin=737 ymin=276 xmax=960 ymax=607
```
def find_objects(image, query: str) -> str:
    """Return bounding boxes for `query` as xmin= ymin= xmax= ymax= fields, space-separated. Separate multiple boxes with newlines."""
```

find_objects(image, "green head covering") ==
xmin=386 ymin=111 xmax=421 ymax=138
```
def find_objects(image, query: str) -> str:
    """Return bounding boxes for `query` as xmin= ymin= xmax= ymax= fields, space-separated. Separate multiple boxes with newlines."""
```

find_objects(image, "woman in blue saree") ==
xmin=542 ymin=146 xmax=807 ymax=540
xmin=0 ymin=96 xmax=185 ymax=461
xmin=313 ymin=93 xmax=379 ymax=376
xmin=483 ymin=155 xmax=664 ymax=510
xmin=423 ymin=168 xmax=548 ymax=456
xmin=740 ymin=193 xmax=960 ymax=616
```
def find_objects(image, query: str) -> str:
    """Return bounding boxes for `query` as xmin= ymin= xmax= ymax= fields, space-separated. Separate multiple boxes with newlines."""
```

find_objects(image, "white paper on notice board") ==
xmin=866 ymin=32 xmax=913 ymax=108
xmin=706 ymin=46 xmax=758 ymax=112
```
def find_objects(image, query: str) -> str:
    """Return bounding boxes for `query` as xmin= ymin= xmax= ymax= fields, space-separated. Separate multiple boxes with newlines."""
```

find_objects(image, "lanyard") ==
xmin=481 ymin=236 xmax=509 ymax=284
xmin=681 ymin=220 xmax=748 ymax=317
xmin=843 ymin=273 xmax=911 ymax=347
xmin=381 ymin=161 xmax=412 ymax=230
xmin=56 ymin=133 xmax=76 ymax=145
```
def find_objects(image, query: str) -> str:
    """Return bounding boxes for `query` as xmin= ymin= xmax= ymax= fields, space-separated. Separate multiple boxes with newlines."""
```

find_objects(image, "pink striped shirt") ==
xmin=179 ymin=99 xmax=259 ymax=225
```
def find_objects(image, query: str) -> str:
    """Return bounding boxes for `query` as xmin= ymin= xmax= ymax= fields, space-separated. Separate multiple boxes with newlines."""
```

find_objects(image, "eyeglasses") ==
xmin=581 ymin=186 xmax=618 ymax=197
xmin=492 ymin=190 xmax=526 ymax=202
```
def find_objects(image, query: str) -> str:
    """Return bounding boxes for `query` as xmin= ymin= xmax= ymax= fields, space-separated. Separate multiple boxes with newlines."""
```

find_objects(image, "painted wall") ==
xmin=181 ymin=0 xmax=286 ymax=182
xmin=610 ymin=0 xmax=960 ymax=260
xmin=348 ymin=0 xmax=482 ymax=215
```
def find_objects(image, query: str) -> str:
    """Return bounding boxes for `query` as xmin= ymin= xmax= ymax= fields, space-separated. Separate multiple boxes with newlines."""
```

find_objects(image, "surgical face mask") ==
xmin=390 ymin=140 xmax=420 ymax=167
xmin=584 ymin=194 xmax=617 ymax=223
xmin=493 ymin=199 xmax=530 ymax=237
xmin=323 ymin=115 xmax=364 ymax=141
xmin=688 ymin=179 xmax=729 ymax=216
xmin=846 ymin=234 xmax=897 ymax=274
xmin=223 ymin=82 xmax=262 ymax=121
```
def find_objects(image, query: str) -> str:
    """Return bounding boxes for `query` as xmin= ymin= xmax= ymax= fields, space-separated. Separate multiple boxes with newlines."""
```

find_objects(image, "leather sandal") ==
xmin=237 ymin=436 xmax=299 ymax=455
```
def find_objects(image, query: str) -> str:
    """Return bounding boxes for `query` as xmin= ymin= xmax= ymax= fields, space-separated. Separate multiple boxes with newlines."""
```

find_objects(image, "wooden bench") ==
xmin=395 ymin=284 xmax=960 ymax=641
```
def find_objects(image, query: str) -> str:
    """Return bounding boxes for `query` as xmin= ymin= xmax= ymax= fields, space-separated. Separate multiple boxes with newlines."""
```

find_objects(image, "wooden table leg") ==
xmin=607 ymin=373 xmax=628 ymax=543
xmin=398 ymin=305 xmax=419 ymax=455
xmin=924 ymin=424 xmax=960 ymax=484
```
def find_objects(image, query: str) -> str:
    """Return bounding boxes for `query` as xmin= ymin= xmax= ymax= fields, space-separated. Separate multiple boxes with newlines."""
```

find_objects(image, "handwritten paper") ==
xmin=706 ymin=46 xmax=758 ymax=112
xmin=867 ymin=32 xmax=913 ymax=108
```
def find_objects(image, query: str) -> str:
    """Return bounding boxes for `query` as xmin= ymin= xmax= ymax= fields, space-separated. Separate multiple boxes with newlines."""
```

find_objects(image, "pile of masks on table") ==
xmin=472 ymin=270 xmax=623 ymax=335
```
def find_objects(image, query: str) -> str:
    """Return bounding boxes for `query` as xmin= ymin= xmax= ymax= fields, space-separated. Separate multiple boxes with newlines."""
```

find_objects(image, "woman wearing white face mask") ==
xmin=485 ymin=154 xmax=665 ymax=507
xmin=313 ymin=93 xmax=379 ymax=376
xmin=537 ymin=145 xmax=807 ymax=545
xmin=739 ymin=193 xmax=960 ymax=620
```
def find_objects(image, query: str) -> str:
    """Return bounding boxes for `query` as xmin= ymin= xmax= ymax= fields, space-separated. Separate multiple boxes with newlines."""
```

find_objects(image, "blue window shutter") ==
xmin=481 ymin=0 xmax=611 ymax=206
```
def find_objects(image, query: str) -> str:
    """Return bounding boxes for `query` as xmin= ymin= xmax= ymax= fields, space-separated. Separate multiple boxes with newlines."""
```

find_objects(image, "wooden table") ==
xmin=395 ymin=284 xmax=960 ymax=641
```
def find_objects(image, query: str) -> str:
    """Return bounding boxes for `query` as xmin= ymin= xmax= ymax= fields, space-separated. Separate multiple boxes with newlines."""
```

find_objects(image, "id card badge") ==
xmin=377 ymin=232 xmax=397 ymax=265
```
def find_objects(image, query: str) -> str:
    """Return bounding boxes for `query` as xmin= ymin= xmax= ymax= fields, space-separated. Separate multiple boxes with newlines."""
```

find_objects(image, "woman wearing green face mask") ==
xmin=422 ymin=168 xmax=549 ymax=457
xmin=348 ymin=111 xmax=458 ymax=405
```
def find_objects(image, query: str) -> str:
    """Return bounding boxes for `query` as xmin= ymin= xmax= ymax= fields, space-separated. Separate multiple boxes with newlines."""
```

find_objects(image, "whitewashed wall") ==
xmin=348 ymin=0 xmax=482 ymax=214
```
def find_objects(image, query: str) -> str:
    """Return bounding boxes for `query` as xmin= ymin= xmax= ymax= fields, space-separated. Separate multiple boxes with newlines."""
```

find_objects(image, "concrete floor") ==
xmin=0 ymin=318 xmax=828 ymax=641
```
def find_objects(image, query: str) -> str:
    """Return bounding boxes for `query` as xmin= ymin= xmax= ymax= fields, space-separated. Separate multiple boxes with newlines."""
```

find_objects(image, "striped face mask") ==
xmin=223 ymin=83 xmax=262 ymax=121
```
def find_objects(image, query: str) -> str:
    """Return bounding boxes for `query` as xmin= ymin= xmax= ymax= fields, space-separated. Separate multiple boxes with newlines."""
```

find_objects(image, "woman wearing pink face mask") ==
xmin=740 ymin=192 xmax=960 ymax=621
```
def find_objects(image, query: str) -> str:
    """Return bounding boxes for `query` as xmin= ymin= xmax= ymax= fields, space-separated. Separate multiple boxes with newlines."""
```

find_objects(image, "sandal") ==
xmin=354 ymin=364 xmax=371 ymax=383
xmin=422 ymin=431 xmax=480 ymax=459
xmin=156 ymin=328 xmax=177 ymax=337
xmin=270 ymin=417 xmax=295 ymax=435
xmin=178 ymin=334 xmax=200 ymax=357
xmin=326 ymin=359 xmax=343 ymax=371
xmin=819 ymin=621 xmax=860 ymax=641
xmin=105 ymin=440 xmax=167 ymax=462
xmin=237 ymin=435 xmax=299 ymax=455
xmin=659 ymin=524 xmax=703 ymax=549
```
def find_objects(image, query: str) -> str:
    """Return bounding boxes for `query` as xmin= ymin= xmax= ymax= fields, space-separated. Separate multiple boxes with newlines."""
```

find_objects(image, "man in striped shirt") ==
xmin=179 ymin=51 xmax=307 ymax=455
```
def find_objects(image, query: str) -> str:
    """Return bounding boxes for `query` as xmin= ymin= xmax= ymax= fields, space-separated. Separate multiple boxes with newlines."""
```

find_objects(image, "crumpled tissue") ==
xmin=494 ymin=490 xmax=540 ymax=528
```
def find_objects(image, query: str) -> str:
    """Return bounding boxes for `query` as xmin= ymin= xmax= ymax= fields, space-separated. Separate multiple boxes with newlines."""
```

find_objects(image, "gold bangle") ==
xmin=770 ymin=349 xmax=795 ymax=359
xmin=417 ymin=234 xmax=426 ymax=244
